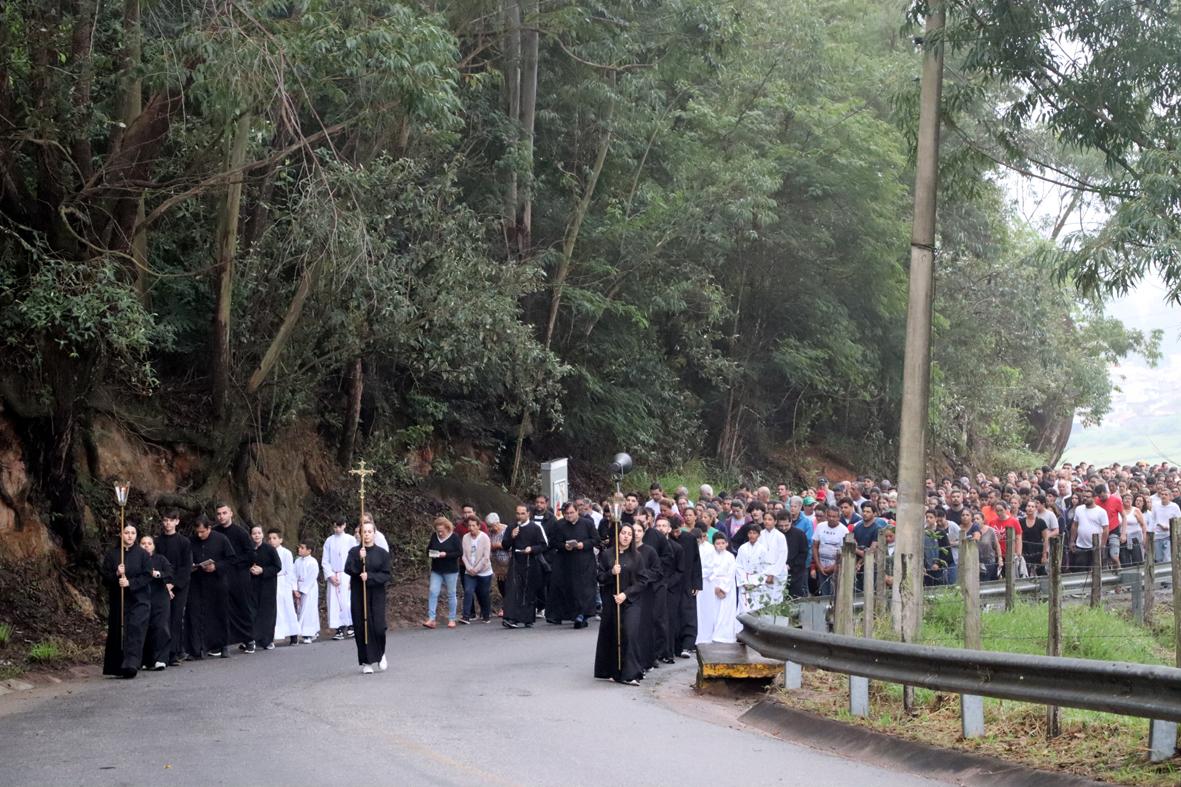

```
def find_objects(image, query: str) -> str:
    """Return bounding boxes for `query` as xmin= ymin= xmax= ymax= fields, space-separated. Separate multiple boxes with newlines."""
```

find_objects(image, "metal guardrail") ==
xmin=794 ymin=563 xmax=1172 ymax=620
xmin=738 ymin=613 xmax=1181 ymax=722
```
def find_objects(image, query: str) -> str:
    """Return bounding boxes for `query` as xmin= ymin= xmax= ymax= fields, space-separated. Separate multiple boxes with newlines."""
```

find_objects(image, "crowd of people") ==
xmin=100 ymin=459 xmax=1181 ymax=683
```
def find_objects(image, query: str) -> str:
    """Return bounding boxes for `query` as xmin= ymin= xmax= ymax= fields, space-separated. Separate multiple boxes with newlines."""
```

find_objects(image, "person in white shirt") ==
xmin=268 ymin=529 xmax=300 ymax=646
xmin=322 ymin=520 xmax=358 ymax=639
xmin=1071 ymin=489 xmax=1110 ymax=572
xmin=812 ymin=505 xmax=849 ymax=596
xmin=292 ymin=541 xmax=321 ymax=643
xmin=1150 ymin=488 xmax=1181 ymax=565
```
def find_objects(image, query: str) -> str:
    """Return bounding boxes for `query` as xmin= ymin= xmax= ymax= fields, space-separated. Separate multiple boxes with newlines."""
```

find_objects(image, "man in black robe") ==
xmin=138 ymin=534 xmax=173 ymax=671
xmin=214 ymin=503 xmax=257 ymax=652
xmin=344 ymin=522 xmax=392 ymax=673
xmin=530 ymin=495 xmax=558 ymax=616
xmin=102 ymin=522 xmax=152 ymax=679
xmin=778 ymin=509 xmax=811 ymax=598
xmin=656 ymin=517 xmax=684 ymax=659
xmin=545 ymin=502 xmax=598 ymax=628
xmin=248 ymin=525 xmax=282 ymax=650
xmin=155 ymin=509 xmax=192 ymax=665
xmin=641 ymin=512 xmax=676 ymax=664
xmin=631 ymin=521 xmax=662 ymax=671
xmin=674 ymin=521 xmax=702 ymax=656
xmin=187 ymin=515 xmax=234 ymax=658
xmin=502 ymin=504 xmax=548 ymax=628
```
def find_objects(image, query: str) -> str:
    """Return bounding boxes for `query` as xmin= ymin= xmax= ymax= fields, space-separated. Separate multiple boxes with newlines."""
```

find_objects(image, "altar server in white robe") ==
xmin=755 ymin=510 xmax=788 ymax=608
xmin=710 ymin=532 xmax=739 ymax=644
xmin=735 ymin=527 xmax=764 ymax=618
xmin=269 ymin=530 xmax=300 ymax=644
xmin=322 ymin=520 xmax=357 ymax=639
xmin=293 ymin=541 xmax=321 ymax=642
xmin=695 ymin=530 xmax=720 ymax=646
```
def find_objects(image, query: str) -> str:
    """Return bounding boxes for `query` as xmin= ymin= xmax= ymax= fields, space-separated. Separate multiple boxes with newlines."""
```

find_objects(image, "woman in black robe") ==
xmin=249 ymin=525 xmax=282 ymax=650
xmin=344 ymin=522 xmax=392 ymax=673
xmin=102 ymin=523 xmax=152 ymax=679
xmin=547 ymin=503 xmax=599 ymax=628
xmin=138 ymin=535 xmax=174 ymax=671
xmin=632 ymin=522 xmax=663 ymax=671
xmin=594 ymin=522 xmax=650 ymax=685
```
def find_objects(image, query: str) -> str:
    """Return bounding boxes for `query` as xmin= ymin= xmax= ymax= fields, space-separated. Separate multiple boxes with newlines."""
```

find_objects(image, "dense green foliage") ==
xmin=0 ymin=0 xmax=1166 ymax=546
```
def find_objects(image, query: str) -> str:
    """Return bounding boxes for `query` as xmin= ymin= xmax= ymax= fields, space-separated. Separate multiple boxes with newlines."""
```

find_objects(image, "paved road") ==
xmin=1 ymin=621 xmax=943 ymax=786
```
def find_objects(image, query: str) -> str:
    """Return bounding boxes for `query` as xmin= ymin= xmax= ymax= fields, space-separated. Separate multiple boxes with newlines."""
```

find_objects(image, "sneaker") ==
xmin=301 ymin=637 xmax=314 ymax=644
xmin=459 ymin=617 xmax=472 ymax=625
xmin=345 ymin=627 xmax=355 ymax=639
xmin=361 ymin=664 xmax=374 ymax=674
xmin=264 ymin=643 xmax=275 ymax=651
xmin=502 ymin=620 xmax=524 ymax=629
xmin=243 ymin=643 xmax=257 ymax=654
xmin=379 ymin=655 xmax=388 ymax=672
xmin=677 ymin=651 xmax=691 ymax=659
xmin=153 ymin=662 xmax=166 ymax=671
xmin=207 ymin=650 xmax=223 ymax=658
xmin=238 ymin=643 xmax=248 ymax=652
xmin=288 ymin=636 xmax=298 ymax=646
xmin=623 ymin=679 xmax=640 ymax=687
xmin=332 ymin=630 xmax=346 ymax=641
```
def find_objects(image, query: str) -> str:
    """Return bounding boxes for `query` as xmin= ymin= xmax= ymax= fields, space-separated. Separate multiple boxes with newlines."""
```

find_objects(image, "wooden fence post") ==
xmin=1004 ymin=525 xmax=1015 ymax=611
xmin=960 ymin=538 xmax=984 ymax=739
xmin=1046 ymin=535 xmax=1062 ymax=739
xmin=1091 ymin=533 xmax=1102 ymax=609
xmin=836 ymin=536 xmax=867 ymax=717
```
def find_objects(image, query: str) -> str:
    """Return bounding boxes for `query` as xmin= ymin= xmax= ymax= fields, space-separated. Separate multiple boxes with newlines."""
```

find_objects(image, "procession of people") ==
xmin=102 ymin=458 xmax=1181 ymax=681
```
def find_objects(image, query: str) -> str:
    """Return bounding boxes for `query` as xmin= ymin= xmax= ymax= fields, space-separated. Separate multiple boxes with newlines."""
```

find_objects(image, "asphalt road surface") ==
xmin=1 ymin=621 xmax=944 ymax=786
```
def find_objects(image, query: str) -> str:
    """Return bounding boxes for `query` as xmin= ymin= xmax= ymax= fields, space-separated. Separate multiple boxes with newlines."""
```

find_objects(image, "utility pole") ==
xmin=892 ymin=0 xmax=946 ymax=690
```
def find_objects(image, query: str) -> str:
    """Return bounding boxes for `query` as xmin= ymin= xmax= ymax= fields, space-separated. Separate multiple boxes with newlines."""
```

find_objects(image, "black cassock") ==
xmin=664 ymin=536 xmax=683 ymax=657
xmin=634 ymin=542 xmax=662 ymax=670
xmin=251 ymin=542 xmax=282 ymax=647
xmin=102 ymin=544 xmax=152 ymax=677
xmin=215 ymin=521 xmax=256 ymax=646
xmin=546 ymin=515 xmax=599 ymax=623
xmin=674 ymin=529 xmax=703 ymax=652
xmin=156 ymin=532 xmax=192 ymax=662
xmin=344 ymin=545 xmax=391 ymax=665
xmin=641 ymin=529 xmax=675 ymax=662
xmin=187 ymin=530 xmax=234 ymax=656
xmin=593 ymin=548 xmax=651 ymax=683
xmin=142 ymin=553 xmax=174 ymax=668
xmin=502 ymin=521 xmax=548 ymax=624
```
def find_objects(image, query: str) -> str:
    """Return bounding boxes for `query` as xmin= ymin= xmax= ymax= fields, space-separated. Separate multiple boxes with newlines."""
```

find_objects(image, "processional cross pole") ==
xmin=349 ymin=460 xmax=376 ymax=646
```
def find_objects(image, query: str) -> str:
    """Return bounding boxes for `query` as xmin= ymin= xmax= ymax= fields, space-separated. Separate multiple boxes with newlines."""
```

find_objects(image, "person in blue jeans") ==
xmin=461 ymin=517 xmax=493 ymax=623
xmin=423 ymin=517 xmax=462 ymax=629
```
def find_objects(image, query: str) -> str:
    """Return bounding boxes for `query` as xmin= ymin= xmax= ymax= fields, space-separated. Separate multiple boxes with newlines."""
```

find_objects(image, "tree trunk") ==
xmin=211 ymin=114 xmax=252 ymax=418
xmin=516 ymin=0 xmax=539 ymax=257
xmin=245 ymin=256 xmax=322 ymax=395
xmin=338 ymin=358 xmax=364 ymax=468
xmin=68 ymin=0 xmax=97 ymax=183
xmin=501 ymin=0 xmax=522 ymax=252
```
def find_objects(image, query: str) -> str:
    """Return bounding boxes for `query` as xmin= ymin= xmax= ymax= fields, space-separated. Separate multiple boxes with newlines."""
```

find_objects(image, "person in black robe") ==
xmin=631 ymin=521 xmax=662 ymax=672
xmin=641 ymin=514 xmax=675 ymax=664
xmin=155 ymin=510 xmax=192 ymax=665
xmin=102 ymin=522 xmax=152 ymax=679
xmin=656 ymin=518 xmax=684 ymax=659
xmin=778 ymin=509 xmax=811 ymax=598
xmin=502 ymin=504 xmax=549 ymax=628
xmin=214 ymin=502 xmax=257 ymax=651
xmin=344 ymin=523 xmax=392 ymax=673
xmin=545 ymin=502 xmax=599 ymax=628
xmin=187 ymin=515 xmax=235 ymax=658
xmin=249 ymin=525 xmax=282 ymax=650
xmin=530 ymin=495 xmax=558 ymax=616
xmin=674 ymin=523 xmax=702 ymax=655
xmin=138 ymin=535 xmax=174 ymax=671
xmin=594 ymin=523 xmax=651 ymax=685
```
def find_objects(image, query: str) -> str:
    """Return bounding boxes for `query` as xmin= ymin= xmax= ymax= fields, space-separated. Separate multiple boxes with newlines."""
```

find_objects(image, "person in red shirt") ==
xmin=1095 ymin=485 xmax=1125 ymax=569
xmin=988 ymin=500 xmax=1022 ymax=569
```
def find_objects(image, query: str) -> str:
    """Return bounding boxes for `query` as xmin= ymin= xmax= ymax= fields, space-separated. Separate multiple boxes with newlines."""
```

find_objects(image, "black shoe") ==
xmin=288 ymin=636 xmax=298 ymax=646
xmin=121 ymin=668 xmax=138 ymax=679
xmin=677 ymin=651 xmax=691 ymax=659
xmin=167 ymin=659 xmax=181 ymax=667
xmin=661 ymin=657 xmax=675 ymax=665
xmin=502 ymin=620 xmax=524 ymax=629
xmin=545 ymin=618 xmax=561 ymax=625
xmin=345 ymin=627 xmax=355 ymax=639
xmin=238 ymin=643 xmax=247 ymax=652
xmin=332 ymin=630 xmax=346 ymax=640
xmin=207 ymin=650 xmax=223 ymax=658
